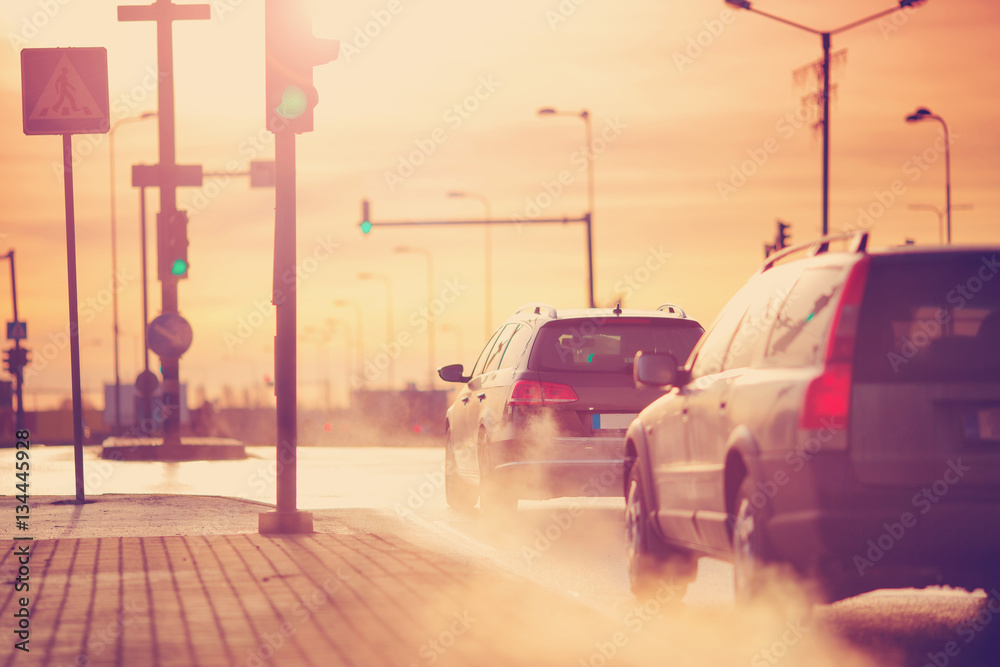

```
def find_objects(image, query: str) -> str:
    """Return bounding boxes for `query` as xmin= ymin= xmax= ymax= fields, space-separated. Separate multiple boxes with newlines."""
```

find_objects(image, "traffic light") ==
xmin=265 ymin=0 xmax=340 ymax=135
xmin=777 ymin=220 xmax=791 ymax=249
xmin=157 ymin=210 xmax=189 ymax=281
xmin=360 ymin=199 xmax=372 ymax=234
xmin=4 ymin=347 xmax=28 ymax=375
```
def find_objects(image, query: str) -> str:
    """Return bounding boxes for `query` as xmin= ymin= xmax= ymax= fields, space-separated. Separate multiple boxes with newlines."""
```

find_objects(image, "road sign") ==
xmin=135 ymin=369 xmax=159 ymax=397
xmin=21 ymin=48 xmax=110 ymax=135
xmin=148 ymin=313 xmax=193 ymax=359
xmin=132 ymin=163 xmax=204 ymax=188
xmin=6 ymin=321 xmax=27 ymax=341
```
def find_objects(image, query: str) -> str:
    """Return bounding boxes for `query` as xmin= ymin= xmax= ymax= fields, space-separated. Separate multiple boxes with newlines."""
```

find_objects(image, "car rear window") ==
xmin=854 ymin=253 xmax=1000 ymax=382
xmin=531 ymin=318 xmax=704 ymax=373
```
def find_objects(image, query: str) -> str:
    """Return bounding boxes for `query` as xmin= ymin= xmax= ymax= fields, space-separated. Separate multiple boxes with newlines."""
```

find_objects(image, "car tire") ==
xmin=444 ymin=431 xmax=475 ymax=512
xmin=625 ymin=462 xmax=694 ymax=599
xmin=733 ymin=477 xmax=770 ymax=603
xmin=478 ymin=433 xmax=517 ymax=516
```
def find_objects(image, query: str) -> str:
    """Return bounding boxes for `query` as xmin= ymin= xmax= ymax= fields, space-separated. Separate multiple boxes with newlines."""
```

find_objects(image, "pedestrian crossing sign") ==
xmin=21 ymin=47 xmax=110 ymax=135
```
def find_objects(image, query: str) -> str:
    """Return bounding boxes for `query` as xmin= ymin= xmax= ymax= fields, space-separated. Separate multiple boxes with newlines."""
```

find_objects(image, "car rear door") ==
xmin=850 ymin=252 xmax=1000 ymax=490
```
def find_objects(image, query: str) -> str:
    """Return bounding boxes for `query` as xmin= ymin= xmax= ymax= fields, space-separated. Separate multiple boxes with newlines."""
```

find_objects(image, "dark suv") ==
xmin=625 ymin=233 xmax=1000 ymax=602
xmin=438 ymin=303 xmax=704 ymax=514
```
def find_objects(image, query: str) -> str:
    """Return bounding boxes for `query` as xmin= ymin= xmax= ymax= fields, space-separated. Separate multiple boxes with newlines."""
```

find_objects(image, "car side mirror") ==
xmin=634 ymin=351 xmax=685 ymax=389
xmin=438 ymin=363 xmax=471 ymax=383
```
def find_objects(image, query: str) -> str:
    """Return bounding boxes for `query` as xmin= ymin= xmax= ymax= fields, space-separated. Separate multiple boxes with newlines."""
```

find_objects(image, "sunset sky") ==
xmin=1 ymin=0 xmax=999 ymax=411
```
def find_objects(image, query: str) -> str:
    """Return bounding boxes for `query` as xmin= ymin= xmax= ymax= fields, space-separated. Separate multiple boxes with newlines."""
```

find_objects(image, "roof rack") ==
xmin=758 ymin=230 xmax=869 ymax=273
xmin=656 ymin=303 xmax=687 ymax=318
xmin=514 ymin=302 xmax=558 ymax=318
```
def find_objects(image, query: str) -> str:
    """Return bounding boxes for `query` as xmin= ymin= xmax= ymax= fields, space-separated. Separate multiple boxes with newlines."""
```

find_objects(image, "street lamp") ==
xmin=724 ymin=0 xmax=925 ymax=236
xmin=394 ymin=246 xmax=434 ymax=390
xmin=333 ymin=299 xmax=364 ymax=389
xmin=109 ymin=110 xmax=156 ymax=433
xmin=906 ymin=107 xmax=954 ymax=244
xmin=447 ymin=191 xmax=493 ymax=338
xmin=357 ymin=272 xmax=394 ymax=389
xmin=908 ymin=203 xmax=973 ymax=246
xmin=537 ymin=107 xmax=596 ymax=307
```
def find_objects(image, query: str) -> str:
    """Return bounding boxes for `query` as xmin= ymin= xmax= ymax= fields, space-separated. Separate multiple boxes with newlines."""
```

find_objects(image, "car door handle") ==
xmin=477 ymin=393 xmax=487 ymax=401
xmin=719 ymin=401 xmax=727 ymax=411
xmin=461 ymin=396 xmax=470 ymax=404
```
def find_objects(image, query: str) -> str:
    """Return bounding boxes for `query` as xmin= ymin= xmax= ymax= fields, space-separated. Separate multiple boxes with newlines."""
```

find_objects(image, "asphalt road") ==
xmin=25 ymin=443 xmax=1000 ymax=667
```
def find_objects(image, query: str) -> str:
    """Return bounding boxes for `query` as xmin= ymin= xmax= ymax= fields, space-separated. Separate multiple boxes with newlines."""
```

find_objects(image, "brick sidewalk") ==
xmin=2 ymin=524 xmax=618 ymax=666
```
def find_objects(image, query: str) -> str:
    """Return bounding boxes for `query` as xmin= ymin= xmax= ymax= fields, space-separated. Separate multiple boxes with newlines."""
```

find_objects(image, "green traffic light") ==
xmin=277 ymin=85 xmax=308 ymax=120
xmin=171 ymin=259 xmax=189 ymax=276
xmin=360 ymin=220 xmax=373 ymax=234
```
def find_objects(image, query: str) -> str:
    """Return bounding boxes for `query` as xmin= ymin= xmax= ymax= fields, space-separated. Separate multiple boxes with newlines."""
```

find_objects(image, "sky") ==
xmin=1 ymin=0 xmax=999 ymax=411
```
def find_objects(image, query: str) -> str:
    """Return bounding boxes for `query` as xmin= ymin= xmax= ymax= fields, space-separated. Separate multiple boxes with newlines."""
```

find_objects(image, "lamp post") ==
xmin=447 ymin=191 xmax=493 ymax=338
xmin=537 ymin=107 xmax=596 ymax=307
xmin=908 ymin=203 xmax=973 ymax=246
xmin=108 ymin=111 xmax=156 ymax=433
xmin=358 ymin=272 xmax=394 ymax=389
xmin=724 ymin=0 xmax=925 ymax=236
xmin=906 ymin=107 xmax=955 ymax=244
xmin=333 ymin=298 xmax=364 ymax=390
xmin=393 ymin=246 xmax=434 ymax=389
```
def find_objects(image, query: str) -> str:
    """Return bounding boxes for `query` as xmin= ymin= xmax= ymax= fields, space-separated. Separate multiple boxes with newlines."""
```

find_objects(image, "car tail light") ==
xmin=508 ymin=380 xmax=579 ymax=405
xmin=800 ymin=257 xmax=870 ymax=431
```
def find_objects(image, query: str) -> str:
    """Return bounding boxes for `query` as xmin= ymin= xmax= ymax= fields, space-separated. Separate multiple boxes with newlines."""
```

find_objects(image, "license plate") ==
xmin=966 ymin=407 xmax=1000 ymax=442
xmin=591 ymin=413 xmax=637 ymax=430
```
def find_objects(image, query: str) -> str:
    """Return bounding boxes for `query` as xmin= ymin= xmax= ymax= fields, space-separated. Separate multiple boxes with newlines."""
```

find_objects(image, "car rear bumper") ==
xmin=489 ymin=436 xmax=624 ymax=499
xmin=766 ymin=503 xmax=1000 ymax=595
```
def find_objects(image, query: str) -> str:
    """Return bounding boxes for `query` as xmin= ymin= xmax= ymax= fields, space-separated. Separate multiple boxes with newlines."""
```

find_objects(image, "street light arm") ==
xmin=830 ymin=3 xmax=917 ymax=35
xmin=733 ymin=5 xmax=824 ymax=35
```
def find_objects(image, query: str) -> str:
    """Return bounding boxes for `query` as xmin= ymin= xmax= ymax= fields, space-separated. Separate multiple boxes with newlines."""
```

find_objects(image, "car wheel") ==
xmin=733 ymin=477 xmax=769 ymax=603
xmin=625 ymin=463 xmax=693 ymax=598
xmin=444 ymin=431 xmax=475 ymax=512
xmin=478 ymin=433 xmax=517 ymax=516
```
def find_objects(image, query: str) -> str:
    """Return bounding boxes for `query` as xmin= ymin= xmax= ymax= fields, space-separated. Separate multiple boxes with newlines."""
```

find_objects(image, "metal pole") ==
xmin=157 ymin=6 xmax=181 ymax=449
xmin=582 ymin=111 xmax=596 ymax=307
xmin=386 ymin=280 xmax=394 ymax=389
xmin=6 ymin=252 xmax=25 ymax=431
xmin=139 ymin=186 xmax=150 ymax=372
xmin=426 ymin=253 xmax=434 ymax=389
xmin=62 ymin=134 xmax=85 ymax=503
xmin=821 ymin=33 xmax=831 ymax=237
xmin=109 ymin=127 xmax=122 ymax=434
xmin=943 ymin=120 xmax=952 ymax=245
xmin=139 ymin=185 xmax=153 ymax=423
xmin=273 ymin=129 xmax=298 ymax=515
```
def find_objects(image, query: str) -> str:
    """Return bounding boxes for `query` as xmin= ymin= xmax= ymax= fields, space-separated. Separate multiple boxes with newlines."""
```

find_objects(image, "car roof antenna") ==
xmin=613 ymin=301 xmax=622 ymax=316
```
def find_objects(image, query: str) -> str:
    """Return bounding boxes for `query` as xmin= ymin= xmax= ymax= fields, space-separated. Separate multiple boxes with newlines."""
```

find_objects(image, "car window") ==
xmin=499 ymin=324 xmax=533 ymax=370
xmin=482 ymin=324 xmax=517 ymax=374
xmin=722 ymin=264 xmax=801 ymax=370
xmin=470 ymin=327 xmax=503 ymax=378
xmin=854 ymin=253 xmax=1000 ymax=382
xmin=763 ymin=266 xmax=845 ymax=368
xmin=531 ymin=318 xmax=704 ymax=374
xmin=689 ymin=288 xmax=752 ymax=379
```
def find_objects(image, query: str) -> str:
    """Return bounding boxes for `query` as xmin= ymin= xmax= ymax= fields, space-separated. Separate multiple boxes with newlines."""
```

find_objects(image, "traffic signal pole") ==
xmin=2 ymin=251 xmax=26 ymax=432
xmin=259 ymin=0 xmax=338 ymax=534
xmin=119 ymin=1 xmax=210 ymax=449
xmin=271 ymin=129 xmax=303 ymax=523
xmin=360 ymin=209 xmax=595 ymax=307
